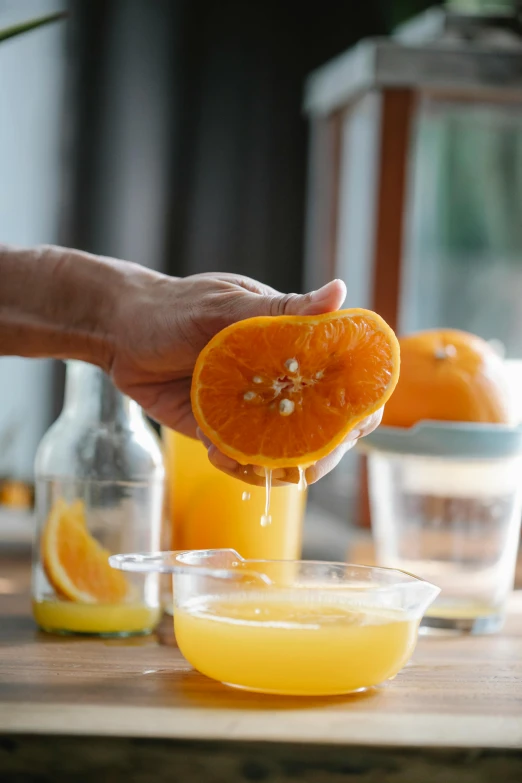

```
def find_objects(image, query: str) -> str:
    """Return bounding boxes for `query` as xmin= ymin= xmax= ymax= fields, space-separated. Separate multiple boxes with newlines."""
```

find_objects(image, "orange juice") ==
xmin=174 ymin=592 xmax=418 ymax=695
xmin=32 ymin=600 xmax=161 ymax=636
xmin=425 ymin=600 xmax=500 ymax=620
xmin=163 ymin=430 xmax=306 ymax=558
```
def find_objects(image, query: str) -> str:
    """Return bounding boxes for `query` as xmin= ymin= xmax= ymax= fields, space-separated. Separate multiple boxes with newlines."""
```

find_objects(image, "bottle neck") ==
xmin=62 ymin=361 xmax=143 ymax=426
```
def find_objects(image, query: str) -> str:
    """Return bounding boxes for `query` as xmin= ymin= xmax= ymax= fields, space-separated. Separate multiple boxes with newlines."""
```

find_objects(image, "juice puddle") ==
xmin=32 ymin=600 xmax=161 ymax=635
xmin=175 ymin=592 xmax=419 ymax=695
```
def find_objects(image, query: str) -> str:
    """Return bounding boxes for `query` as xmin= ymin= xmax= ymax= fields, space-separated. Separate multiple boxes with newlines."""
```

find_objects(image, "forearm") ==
xmin=0 ymin=244 xmax=144 ymax=369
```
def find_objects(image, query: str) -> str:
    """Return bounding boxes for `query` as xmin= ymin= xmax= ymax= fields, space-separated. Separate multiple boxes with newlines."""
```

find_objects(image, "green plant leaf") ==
xmin=0 ymin=11 xmax=67 ymax=44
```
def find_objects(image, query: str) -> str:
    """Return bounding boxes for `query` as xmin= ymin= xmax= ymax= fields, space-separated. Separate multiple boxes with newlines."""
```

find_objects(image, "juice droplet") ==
xmin=298 ymin=467 xmax=307 ymax=492
xmin=261 ymin=468 xmax=272 ymax=526
xmin=241 ymin=491 xmax=251 ymax=501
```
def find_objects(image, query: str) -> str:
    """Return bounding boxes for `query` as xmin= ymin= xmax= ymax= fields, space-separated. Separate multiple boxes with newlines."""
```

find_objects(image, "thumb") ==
xmin=258 ymin=279 xmax=347 ymax=317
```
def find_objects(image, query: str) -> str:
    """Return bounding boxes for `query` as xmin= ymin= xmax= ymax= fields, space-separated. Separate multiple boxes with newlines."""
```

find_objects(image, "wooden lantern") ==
xmin=304 ymin=5 xmax=522 ymax=525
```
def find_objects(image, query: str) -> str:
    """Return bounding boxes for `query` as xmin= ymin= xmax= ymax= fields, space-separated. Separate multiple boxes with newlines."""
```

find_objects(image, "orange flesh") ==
xmin=42 ymin=498 xmax=129 ymax=604
xmin=191 ymin=309 xmax=400 ymax=468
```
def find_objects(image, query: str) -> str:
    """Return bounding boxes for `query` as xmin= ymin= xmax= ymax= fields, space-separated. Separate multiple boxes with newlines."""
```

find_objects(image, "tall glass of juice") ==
xmin=163 ymin=429 xmax=306 ymax=559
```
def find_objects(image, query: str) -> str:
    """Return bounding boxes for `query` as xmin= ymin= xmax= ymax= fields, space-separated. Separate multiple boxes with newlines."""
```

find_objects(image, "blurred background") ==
xmin=2 ymin=0 xmax=522 ymax=558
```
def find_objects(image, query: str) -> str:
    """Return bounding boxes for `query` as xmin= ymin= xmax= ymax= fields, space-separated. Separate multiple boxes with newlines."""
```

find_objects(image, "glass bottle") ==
xmin=32 ymin=361 xmax=165 ymax=636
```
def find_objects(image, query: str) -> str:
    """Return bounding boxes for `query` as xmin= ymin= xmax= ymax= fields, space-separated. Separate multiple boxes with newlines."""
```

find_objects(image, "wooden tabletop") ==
xmin=1 ymin=552 xmax=522 ymax=782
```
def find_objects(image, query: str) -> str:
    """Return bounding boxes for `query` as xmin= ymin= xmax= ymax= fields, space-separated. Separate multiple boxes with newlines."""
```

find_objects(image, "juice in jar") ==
xmin=425 ymin=600 xmax=501 ymax=620
xmin=163 ymin=430 xmax=306 ymax=559
xmin=32 ymin=600 xmax=161 ymax=636
xmin=174 ymin=591 xmax=418 ymax=695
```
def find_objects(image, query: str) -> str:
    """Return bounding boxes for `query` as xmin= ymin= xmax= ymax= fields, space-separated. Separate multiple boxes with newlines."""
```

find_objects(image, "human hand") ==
xmin=111 ymin=270 xmax=382 ymax=485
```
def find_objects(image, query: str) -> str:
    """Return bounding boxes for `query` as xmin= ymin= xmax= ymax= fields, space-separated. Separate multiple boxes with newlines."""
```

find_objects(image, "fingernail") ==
xmin=310 ymin=279 xmax=345 ymax=304
xmin=218 ymin=455 xmax=239 ymax=471
xmin=196 ymin=427 xmax=212 ymax=448
xmin=209 ymin=447 xmax=238 ymax=471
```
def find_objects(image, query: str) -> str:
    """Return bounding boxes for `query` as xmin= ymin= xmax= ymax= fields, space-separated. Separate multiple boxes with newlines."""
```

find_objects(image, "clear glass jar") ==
xmin=32 ymin=361 xmax=165 ymax=636
xmin=369 ymin=449 xmax=522 ymax=634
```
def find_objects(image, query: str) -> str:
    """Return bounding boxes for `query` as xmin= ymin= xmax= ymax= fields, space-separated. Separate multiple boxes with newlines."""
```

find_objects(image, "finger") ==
xmin=145 ymin=405 xmax=199 ymax=439
xmin=300 ymin=411 xmax=381 ymax=484
xmin=129 ymin=378 xmax=200 ymax=439
xmin=200 ymin=403 xmax=382 ymax=488
xmin=302 ymin=410 xmax=382 ymax=485
xmin=207 ymin=446 xmax=292 ymax=488
xmin=355 ymin=408 xmax=383 ymax=440
xmin=281 ymin=279 xmax=347 ymax=316
xmin=203 ymin=421 xmax=370 ymax=487
xmin=303 ymin=439 xmax=358 ymax=485
xmin=235 ymin=279 xmax=347 ymax=321
xmin=196 ymin=428 xmax=213 ymax=449
xmin=190 ymin=272 xmax=281 ymax=298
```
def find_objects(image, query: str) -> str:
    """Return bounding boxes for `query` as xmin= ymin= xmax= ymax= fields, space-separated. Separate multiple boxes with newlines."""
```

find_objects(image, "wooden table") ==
xmin=1 ymin=552 xmax=522 ymax=782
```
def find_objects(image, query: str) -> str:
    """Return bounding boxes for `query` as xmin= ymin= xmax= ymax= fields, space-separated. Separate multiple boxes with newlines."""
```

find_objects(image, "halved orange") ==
xmin=42 ymin=498 xmax=129 ymax=603
xmin=191 ymin=309 xmax=400 ymax=468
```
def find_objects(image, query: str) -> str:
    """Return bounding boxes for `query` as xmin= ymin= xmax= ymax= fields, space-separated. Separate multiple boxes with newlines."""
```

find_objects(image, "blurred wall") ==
xmin=63 ymin=0 xmax=395 ymax=291
xmin=61 ymin=0 xmax=179 ymax=272
xmin=0 ymin=0 xmax=66 ymax=479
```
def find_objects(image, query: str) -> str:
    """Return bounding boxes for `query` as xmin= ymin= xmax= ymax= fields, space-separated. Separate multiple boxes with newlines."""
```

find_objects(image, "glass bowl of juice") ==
xmin=110 ymin=549 xmax=440 ymax=696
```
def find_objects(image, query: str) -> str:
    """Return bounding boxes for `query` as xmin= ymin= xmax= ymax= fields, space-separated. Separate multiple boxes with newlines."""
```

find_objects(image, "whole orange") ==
xmin=381 ymin=329 xmax=512 ymax=428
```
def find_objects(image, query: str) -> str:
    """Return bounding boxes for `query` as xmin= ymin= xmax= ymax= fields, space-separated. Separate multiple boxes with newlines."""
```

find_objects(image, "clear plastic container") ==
xmin=110 ymin=548 xmax=439 ymax=695
xmin=366 ymin=425 xmax=522 ymax=633
xmin=32 ymin=361 xmax=165 ymax=636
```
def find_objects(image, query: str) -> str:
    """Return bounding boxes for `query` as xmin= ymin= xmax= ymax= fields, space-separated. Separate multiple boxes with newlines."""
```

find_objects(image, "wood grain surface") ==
xmin=1 ymin=553 xmax=521 ymax=754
